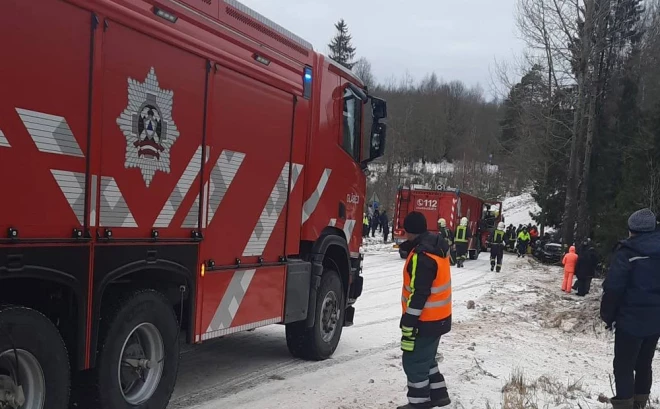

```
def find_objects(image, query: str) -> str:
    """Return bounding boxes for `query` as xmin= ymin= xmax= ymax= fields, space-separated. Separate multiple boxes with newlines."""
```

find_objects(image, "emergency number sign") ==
xmin=415 ymin=198 xmax=438 ymax=211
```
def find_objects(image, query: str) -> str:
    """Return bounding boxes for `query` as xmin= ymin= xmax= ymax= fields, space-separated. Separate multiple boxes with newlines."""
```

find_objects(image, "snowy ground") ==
xmin=168 ymin=245 xmax=660 ymax=409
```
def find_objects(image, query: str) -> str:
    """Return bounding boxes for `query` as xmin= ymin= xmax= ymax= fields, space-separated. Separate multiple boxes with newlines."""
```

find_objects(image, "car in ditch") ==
xmin=534 ymin=242 xmax=564 ymax=265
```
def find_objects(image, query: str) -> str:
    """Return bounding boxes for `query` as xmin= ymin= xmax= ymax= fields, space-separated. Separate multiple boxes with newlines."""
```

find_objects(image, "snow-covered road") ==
xmin=168 ymin=248 xmax=495 ymax=409
xmin=169 ymin=241 xmax=660 ymax=409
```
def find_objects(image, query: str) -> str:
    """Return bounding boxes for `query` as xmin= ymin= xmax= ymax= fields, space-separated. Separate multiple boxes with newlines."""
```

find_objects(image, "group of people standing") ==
xmin=502 ymin=224 xmax=539 ymax=257
xmin=363 ymin=203 xmax=390 ymax=243
xmin=436 ymin=217 xmax=471 ymax=268
xmin=560 ymin=239 xmax=599 ymax=296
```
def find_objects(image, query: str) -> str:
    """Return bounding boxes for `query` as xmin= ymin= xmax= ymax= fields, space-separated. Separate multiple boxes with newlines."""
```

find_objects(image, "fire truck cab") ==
xmin=0 ymin=1 xmax=387 ymax=408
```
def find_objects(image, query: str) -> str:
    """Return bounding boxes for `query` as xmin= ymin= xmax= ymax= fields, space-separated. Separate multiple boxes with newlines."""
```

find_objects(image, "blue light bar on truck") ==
xmin=303 ymin=66 xmax=312 ymax=99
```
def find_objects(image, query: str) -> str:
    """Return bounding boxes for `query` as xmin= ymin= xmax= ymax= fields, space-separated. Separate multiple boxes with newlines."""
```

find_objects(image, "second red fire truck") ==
xmin=0 ymin=0 xmax=387 ymax=408
xmin=392 ymin=185 xmax=502 ymax=260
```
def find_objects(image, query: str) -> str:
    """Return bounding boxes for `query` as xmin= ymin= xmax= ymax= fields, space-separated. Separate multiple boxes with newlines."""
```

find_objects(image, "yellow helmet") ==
xmin=438 ymin=218 xmax=446 ymax=228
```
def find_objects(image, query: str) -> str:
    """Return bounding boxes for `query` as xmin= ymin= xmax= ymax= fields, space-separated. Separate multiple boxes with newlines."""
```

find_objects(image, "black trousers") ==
xmin=402 ymin=336 xmax=448 ymax=405
xmin=576 ymin=277 xmax=592 ymax=296
xmin=490 ymin=244 xmax=503 ymax=271
xmin=613 ymin=329 xmax=660 ymax=399
xmin=455 ymin=243 xmax=468 ymax=260
xmin=383 ymin=228 xmax=389 ymax=243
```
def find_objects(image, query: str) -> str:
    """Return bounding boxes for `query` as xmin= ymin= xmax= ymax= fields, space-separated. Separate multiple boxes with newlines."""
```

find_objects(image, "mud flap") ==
xmin=343 ymin=306 xmax=355 ymax=327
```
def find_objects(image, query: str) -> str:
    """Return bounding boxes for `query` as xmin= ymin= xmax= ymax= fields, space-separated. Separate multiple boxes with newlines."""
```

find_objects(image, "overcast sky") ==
xmin=240 ymin=0 xmax=526 ymax=95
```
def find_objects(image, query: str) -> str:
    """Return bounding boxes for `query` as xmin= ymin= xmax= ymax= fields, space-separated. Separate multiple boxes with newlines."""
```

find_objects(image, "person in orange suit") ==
xmin=562 ymin=246 xmax=579 ymax=293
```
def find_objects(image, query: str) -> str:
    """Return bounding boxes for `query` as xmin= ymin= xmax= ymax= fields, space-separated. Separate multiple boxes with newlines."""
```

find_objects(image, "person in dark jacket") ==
xmin=437 ymin=218 xmax=455 ymax=265
xmin=488 ymin=222 xmax=506 ymax=272
xmin=371 ymin=209 xmax=380 ymax=237
xmin=381 ymin=210 xmax=390 ymax=243
xmin=601 ymin=208 xmax=660 ymax=409
xmin=398 ymin=212 xmax=452 ymax=409
xmin=575 ymin=239 xmax=598 ymax=296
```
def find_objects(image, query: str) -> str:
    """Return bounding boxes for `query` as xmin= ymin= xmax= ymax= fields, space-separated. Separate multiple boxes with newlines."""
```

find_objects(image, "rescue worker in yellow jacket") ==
xmin=399 ymin=211 xmax=452 ymax=409
xmin=454 ymin=217 xmax=472 ymax=268
xmin=488 ymin=222 xmax=506 ymax=272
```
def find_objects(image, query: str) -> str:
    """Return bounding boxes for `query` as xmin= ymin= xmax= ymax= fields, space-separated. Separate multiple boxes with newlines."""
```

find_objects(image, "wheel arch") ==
xmin=0 ymin=270 xmax=85 ymax=370
xmin=304 ymin=229 xmax=351 ymax=328
xmin=90 ymin=259 xmax=195 ymax=368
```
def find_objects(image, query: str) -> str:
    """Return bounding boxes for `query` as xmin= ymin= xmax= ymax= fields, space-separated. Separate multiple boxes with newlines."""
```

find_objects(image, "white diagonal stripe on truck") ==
xmin=154 ymin=145 xmax=203 ymax=228
xmin=16 ymin=108 xmax=83 ymax=157
xmin=301 ymin=168 xmax=331 ymax=224
xmin=50 ymin=169 xmax=86 ymax=225
xmin=206 ymin=269 xmax=256 ymax=332
xmin=181 ymin=148 xmax=245 ymax=228
xmin=242 ymin=162 xmax=303 ymax=257
xmin=0 ymin=130 xmax=10 ymax=148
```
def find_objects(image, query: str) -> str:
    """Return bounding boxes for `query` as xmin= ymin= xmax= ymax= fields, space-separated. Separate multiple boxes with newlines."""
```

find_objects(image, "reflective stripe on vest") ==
xmin=455 ymin=226 xmax=468 ymax=243
xmin=401 ymin=251 xmax=452 ymax=321
xmin=494 ymin=230 xmax=504 ymax=243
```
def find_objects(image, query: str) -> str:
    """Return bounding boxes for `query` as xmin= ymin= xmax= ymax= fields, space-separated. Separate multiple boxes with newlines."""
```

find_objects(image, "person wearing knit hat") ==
xmin=601 ymin=208 xmax=660 ymax=409
xmin=398 ymin=211 xmax=452 ymax=409
xmin=627 ymin=208 xmax=657 ymax=234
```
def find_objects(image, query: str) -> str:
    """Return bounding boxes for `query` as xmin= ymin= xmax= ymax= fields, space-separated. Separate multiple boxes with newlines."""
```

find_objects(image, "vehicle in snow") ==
xmin=533 ymin=243 xmax=564 ymax=265
xmin=392 ymin=185 xmax=501 ymax=259
xmin=0 ymin=1 xmax=387 ymax=408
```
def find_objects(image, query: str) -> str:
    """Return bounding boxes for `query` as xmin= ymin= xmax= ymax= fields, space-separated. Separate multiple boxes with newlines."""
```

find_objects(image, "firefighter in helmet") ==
xmin=399 ymin=211 xmax=452 ymax=409
xmin=454 ymin=217 xmax=471 ymax=268
xmin=438 ymin=218 xmax=455 ymax=266
xmin=489 ymin=222 xmax=506 ymax=272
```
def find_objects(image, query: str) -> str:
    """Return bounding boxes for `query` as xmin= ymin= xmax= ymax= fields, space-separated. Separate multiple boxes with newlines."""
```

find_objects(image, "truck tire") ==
xmin=0 ymin=305 xmax=70 ymax=409
xmin=469 ymin=248 xmax=480 ymax=260
xmin=285 ymin=269 xmax=344 ymax=361
xmin=96 ymin=289 xmax=179 ymax=409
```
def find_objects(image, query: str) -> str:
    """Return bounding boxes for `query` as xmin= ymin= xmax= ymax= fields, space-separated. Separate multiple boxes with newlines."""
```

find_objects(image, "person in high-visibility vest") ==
xmin=399 ymin=211 xmax=452 ymax=409
xmin=454 ymin=217 xmax=471 ymax=268
xmin=517 ymin=227 xmax=531 ymax=258
xmin=362 ymin=213 xmax=370 ymax=237
xmin=489 ymin=222 xmax=506 ymax=272
xmin=437 ymin=218 xmax=455 ymax=266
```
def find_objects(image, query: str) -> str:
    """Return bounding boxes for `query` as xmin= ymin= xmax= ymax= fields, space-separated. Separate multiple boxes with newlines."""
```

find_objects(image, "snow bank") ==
xmin=502 ymin=192 xmax=540 ymax=227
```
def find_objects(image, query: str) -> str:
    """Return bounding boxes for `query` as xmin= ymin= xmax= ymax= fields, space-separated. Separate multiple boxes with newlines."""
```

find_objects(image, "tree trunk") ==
xmin=562 ymin=0 xmax=596 ymax=247
xmin=576 ymin=0 xmax=611 ymax=242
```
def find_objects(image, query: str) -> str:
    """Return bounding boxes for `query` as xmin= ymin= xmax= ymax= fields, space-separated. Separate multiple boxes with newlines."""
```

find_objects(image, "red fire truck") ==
xmin=0 ymin=1 xmax=387 ymax=408
xmin=392 ymin=185 xmax=502 ymax=260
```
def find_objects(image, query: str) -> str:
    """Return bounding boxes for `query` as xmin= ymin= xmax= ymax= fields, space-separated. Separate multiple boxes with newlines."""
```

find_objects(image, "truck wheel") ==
xmin=469 ymin=248 xmax=479 ymax=260
xmin=285 ymin=269 xmax=344 ymax=361
xmin=97 ymin=290 xmax=179 ymax=409
xmin=0 ymin=305 xmax=70 ymax=409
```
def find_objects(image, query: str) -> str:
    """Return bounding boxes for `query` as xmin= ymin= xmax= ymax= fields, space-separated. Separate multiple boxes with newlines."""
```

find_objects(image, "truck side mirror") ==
xmin=369 ymin=122 xmax=386 ymax=161
xmin=371 ymin=97 xmax=387 ymax=120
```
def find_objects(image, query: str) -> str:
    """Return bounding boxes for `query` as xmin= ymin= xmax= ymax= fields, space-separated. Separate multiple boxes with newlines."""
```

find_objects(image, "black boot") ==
xmin=431 ymin=396 xmax=451 ymax=407
xmin=396 ymin=402 xmax=433 ymax=409
xmin=634 ymin=394 xmax=649 ymax=409
xmin=490 ymin=264 xmax=495 ymax=271
xmin=496 ymin=266 xmax=501 ymax=272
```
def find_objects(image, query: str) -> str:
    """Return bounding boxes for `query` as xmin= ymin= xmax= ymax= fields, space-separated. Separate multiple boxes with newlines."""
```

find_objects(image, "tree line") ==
xmin=327 ymin=20 xmax=508 ymax=215
xmin=503 ymin=0 xmax=660 ymax=254
xmin=328 ymin=2 xmax=660 ymax=256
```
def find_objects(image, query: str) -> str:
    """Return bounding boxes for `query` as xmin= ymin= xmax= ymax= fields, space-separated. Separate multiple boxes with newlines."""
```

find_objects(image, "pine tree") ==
xmin=328 ymin=19 xmax=356 ymax=69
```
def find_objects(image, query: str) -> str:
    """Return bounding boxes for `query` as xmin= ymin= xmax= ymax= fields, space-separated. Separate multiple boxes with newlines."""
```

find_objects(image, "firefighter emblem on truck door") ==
xmin=116 ymin=67 xmax=179 ymax=187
